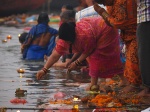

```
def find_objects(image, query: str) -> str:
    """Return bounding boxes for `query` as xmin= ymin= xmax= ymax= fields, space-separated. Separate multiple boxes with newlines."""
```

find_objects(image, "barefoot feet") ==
xmin=120 ymin=84 xmax=141 ymax=94
xmin=136 ymin=87 xmax=150 ymax=97
xmin=86 ymin=85 xmax=99 ymax=91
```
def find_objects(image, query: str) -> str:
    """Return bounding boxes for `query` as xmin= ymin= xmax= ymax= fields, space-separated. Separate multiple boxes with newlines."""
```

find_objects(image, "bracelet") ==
xmin=42 ymin=67 xmax=48 ymax=74
xmin=74 ymin=59 xmax=82 ymax=66
xmin=101 ymin=11 xmax=109 ymax=20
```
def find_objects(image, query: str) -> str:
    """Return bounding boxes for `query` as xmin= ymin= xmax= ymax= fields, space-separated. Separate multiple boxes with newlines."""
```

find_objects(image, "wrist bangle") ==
xmin=101 ymin=11 xmax=109 ymax=20
xmin=42 ymin=67 xmax=48 ymax=74
xmin=74 ymin=59 xmax=82 ymax=66
xmin=74 ymin=61 xmax=79 ymax=66
xmin=77 ymin=59 xmax=82 ymax=65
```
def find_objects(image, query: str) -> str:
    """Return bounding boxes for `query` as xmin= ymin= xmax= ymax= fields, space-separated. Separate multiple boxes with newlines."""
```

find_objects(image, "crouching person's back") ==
xmin=21 ymin=12 xmax=58 ymax=60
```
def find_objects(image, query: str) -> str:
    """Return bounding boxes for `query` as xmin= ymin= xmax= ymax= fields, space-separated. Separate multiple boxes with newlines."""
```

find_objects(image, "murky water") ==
xmin=0 ymin=25 xmax=91 ymax=112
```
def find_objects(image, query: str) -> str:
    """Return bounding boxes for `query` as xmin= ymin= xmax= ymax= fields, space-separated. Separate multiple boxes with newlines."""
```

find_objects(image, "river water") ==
xmin=0 ymin=25 xmax=91 ymax=112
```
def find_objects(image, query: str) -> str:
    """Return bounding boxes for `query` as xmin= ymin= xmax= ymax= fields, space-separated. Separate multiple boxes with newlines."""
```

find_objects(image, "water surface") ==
xmin=0 ymin=25 xmax=90 ymax=112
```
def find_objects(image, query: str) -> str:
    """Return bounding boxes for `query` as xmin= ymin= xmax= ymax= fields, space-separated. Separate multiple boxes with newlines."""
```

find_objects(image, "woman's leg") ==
xmin=86 ymin=77 xmax=98 ymax=91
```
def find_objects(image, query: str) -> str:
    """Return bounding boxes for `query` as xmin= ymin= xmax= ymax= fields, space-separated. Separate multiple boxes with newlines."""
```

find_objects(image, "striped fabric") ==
xmin=75 ymin=5 xmax=105 ymax=21
xmin=137 ymin=0 xmax=150 ymax=23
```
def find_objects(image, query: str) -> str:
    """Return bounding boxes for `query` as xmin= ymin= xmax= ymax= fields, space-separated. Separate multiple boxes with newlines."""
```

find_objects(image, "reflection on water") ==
xmin=0 ymin=26 xmax=90 ymax=112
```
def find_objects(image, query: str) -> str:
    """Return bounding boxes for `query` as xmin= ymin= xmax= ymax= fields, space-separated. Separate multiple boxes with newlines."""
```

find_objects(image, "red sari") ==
xmin=106 ymin=0 xmax=141 ymax=84
xmin=55 ymin=17 xmax=123 ymax=78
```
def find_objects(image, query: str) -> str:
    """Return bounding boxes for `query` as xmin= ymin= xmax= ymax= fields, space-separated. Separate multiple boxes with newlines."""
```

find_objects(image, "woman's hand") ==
xmin=94 ymin=3 xmax=106 ymax=16
xmin=65 ymin=60 xmax=72 ymax=68
xmin=66 ymin=62 xmax=77 ymax=77
xmin=68 ymin=62 xmax=77 ymax=71
xmin=36 ymin=70 xmax=46 ymax=80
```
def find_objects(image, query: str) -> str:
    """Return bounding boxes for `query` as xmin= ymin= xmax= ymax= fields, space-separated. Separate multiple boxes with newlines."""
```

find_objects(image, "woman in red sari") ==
xmin=93 ymin=0 xmax=141 ymax=93
xmin=36 ymin=17 xmax=123 ymax=90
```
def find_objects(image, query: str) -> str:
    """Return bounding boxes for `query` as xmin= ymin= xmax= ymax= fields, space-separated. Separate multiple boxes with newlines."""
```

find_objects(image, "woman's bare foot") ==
xmin=136 ymin=87 xmax=150 ymax=97
xmin=120 ymin=84 xmax=141 ymax=94
xmin=85 ymin=85 xmax=99 ymax=91
xmin=86 ymin=84 xmax=93 ymax=91
xmin=86 ymin=77 xmax=98 ymax=91
xmin=118 ymin=74 xmax=130 ymax=88
xmin=118 ymin=80 xmax=130 ymax=88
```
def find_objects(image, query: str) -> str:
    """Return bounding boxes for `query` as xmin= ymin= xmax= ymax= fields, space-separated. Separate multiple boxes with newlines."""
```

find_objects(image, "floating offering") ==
xmin=73 ymin=97 xmax=81 ymax=103
xmin=73 ymin=97 xmax=79 ymax=101
xmin=15 ymin=88 xmax=27 ymax=95
xmin=18 ymin=34 xmax=21 ymax=37
xmin=17 ymin=68 xmax=25 ymax=73
xmin=7 ymin=35 xmax=12 ymax=39
xmin=2 ymin=39 xmax=7 ymax=43
xmin=26 ymin=80 xmax=33 ymax=83
xmin=10 ymin=98 xmax=27 ymax=104
xmin=54 ymin=92 xmax=66 ymax=99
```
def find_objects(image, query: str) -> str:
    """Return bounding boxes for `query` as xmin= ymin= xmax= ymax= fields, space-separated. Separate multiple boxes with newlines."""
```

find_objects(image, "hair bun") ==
xmin=59 ymin=22 xmax=76 ymax=43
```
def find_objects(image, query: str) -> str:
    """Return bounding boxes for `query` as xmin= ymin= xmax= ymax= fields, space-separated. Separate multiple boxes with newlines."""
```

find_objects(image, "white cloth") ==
xmin=75 ymin=5 xmax=106 ymax=22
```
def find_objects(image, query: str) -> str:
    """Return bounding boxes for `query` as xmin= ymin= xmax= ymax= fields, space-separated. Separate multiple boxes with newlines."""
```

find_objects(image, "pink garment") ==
xmin=55 ymin=17 xmax=123 ymax=78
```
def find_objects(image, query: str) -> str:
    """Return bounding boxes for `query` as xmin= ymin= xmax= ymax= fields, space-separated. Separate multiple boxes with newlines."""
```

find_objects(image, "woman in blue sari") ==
xmin=21 ymin=12 xmax=58 ymax=60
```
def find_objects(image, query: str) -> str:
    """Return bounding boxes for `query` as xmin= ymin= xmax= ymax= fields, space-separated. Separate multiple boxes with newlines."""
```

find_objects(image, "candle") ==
xmin=2 ymin=39 xmax=7 ymax=43
xmin=73 ymin=97 xmax=81 ymax=103
xmin=73 ymin=104 xmax=79 ymax=109
xmin=73 ymin=104 xmax=79 ymax=112
xmin=7 ymin=35 xmax=12 ymax=39
xmin=18 ymin=34 xmax=21 ymax=37
xmin=73 ymin=97 xmax=79 ymax=101
xmin=17 ymin=69 xmax=25 ymax=73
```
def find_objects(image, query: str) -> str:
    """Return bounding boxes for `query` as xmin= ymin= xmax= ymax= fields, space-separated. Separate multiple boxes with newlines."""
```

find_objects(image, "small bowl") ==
xmin=17 ymin=69 xmax=25 ymax=73
xmin=2 ymin=39 xmax=7 ymax=43
xmin=7 ymin=35 xmax=12 ymax=39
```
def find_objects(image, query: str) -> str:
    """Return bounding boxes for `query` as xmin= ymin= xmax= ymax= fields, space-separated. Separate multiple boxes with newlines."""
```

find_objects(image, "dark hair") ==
xmin=94 ymin=0 xmax=104 ymax=4
xmin=19 ymin=32 xmax=28 ymax=44
xmin=60 ymin=10 xmax=76 ymax=21
xmin=62 ymin=4 xmax=73 ymax=10
xmin=37 ymin=12 xmax=49 ymax=24
xmin=59 ymin=22 xmax=76 ymax=43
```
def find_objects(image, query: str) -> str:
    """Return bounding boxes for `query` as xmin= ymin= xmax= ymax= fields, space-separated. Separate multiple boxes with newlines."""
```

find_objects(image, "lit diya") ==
xmin=73 ymin=96 xmax=81 ymax=103
xmin=73 ymin=104 xmax=79 ymax=111
xmin=7 ymin=35 xmax=12 ymax=39
xmin=18 ymin=34 xmax=21 ymax=37
xmin=17 ymin=68 xmax=25 ymax=73
xmin=2 ymin=39 xmax=7 ymax=43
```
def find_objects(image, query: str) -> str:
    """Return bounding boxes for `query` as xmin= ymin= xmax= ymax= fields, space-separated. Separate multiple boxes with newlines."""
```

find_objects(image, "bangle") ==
xmin=101 ymin=11 xmax=109 ymax=20
xmin=42 ymin=67 xmax=48 ymax=74
xmin=74 ymin=59 xmax=82 ymax=66
xmin=77 ymin=59 xmax=82 ymax=65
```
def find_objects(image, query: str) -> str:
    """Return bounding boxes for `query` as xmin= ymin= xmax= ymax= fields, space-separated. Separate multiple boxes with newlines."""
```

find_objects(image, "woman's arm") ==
xmin=65 ymin=52 xmax=81 ymax=67
xmin=36 ymin=50 xmax=61 ymax=80
xmin=67 ymin=53 xmax=90 ymax=71
xmin=22 ymin=37 xmax=32 ymax=48
xmin=93 ymin=3 xmax=112 ymax=26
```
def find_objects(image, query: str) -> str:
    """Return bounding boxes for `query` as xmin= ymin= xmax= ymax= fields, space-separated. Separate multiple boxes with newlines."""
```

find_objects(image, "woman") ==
xmin=36 ymin=17 xmax=123 ymax=90
xmin=93 ymin=0 xmax=141 ymax=93
xmin=21 ymin=12 xmax=58 ymax=60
